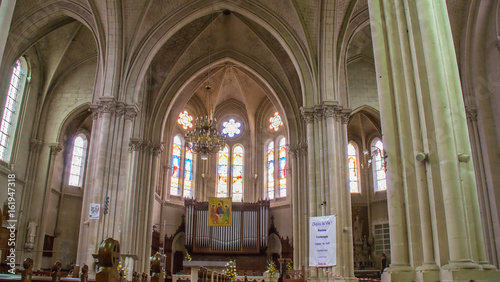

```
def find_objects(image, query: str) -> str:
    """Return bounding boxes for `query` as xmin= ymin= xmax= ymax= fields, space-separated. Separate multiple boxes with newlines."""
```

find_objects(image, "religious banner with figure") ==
xmin=309 ymin=215 xmax=336 ymax=267
xmin=208 ymin=198 xmax=232 ymax=226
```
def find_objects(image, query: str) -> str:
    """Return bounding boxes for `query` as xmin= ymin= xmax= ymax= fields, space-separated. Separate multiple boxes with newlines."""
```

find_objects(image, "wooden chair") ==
xmin=51 ymin=261 xmax=62 ymax=282
xmin=21 ymin=258 xmax=33 ymax=282
xmin=80 ymin=264 xmax=89 ymax=282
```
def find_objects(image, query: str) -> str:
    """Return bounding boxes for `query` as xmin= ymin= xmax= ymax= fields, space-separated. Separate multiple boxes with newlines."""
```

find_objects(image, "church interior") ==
xmin=0 ymin=0 xmax=499 ymax=281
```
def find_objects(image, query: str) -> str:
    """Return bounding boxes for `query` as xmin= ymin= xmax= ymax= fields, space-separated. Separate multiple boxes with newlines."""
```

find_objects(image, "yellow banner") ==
xmin=208 ymin=198 xmax=232 ymax=226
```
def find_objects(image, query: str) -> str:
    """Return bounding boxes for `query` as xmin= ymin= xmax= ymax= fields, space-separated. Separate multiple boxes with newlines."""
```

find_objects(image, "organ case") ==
xmin=184 ymin=199 xmax=270 ymax=254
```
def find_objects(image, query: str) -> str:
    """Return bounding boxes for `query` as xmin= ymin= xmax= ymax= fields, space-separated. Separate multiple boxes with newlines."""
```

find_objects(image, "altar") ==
xmin=182 ymin=260 xmax=228 ymax=282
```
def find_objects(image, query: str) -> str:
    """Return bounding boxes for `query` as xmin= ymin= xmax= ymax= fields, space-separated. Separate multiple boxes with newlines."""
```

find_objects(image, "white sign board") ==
xmin=89 ymin=204 xmax=100 ymax=219
xmin=309 ymin=215 xmax=336 ymax=267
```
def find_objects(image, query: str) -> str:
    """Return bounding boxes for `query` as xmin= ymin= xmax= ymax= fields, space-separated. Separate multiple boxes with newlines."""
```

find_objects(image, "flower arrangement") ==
xmin=184 ymin=251 xmax=192 ymax=261
xmin=223 ymin=260 xmax=236 ymax=281
xmin=117 ymin=261 xmax=129 ymax=279
xmin=266 ymin=259 xmax=277 ymax=278
xmin=287 ymin=262 xmax=293 ymax=271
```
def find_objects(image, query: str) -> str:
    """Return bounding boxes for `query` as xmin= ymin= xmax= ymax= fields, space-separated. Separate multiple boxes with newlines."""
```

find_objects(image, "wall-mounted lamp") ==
xmin=416 ymin=152 xmax=428 ymax=162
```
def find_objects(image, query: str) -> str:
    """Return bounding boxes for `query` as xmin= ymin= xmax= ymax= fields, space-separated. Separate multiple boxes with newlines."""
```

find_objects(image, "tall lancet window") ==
xmin=0 ymin=58 xmax=27 ymax=162
xmin=169 ymin=135 xmax=195 ymax=197
xmin=69 ymin=136 xmax=87 ymax=186
xmin=373 ymin=139 xmax=387 ymax=191
xmin=232 ymin=145 xmax=244 ymax=202
xmin=184 ymin=147 xmax=193 ymax=198
xmin=348 ymin=143 xmax=359 ymax=193
xmin=217 ymin=145 xmax=229 ymax=197
xmin=170 ymin=136 xmax=182 ymax=196
xmin=266 ymin=141 xmax=275 ymax=199
xmin=278 ymin=138 xmax=287 ymax=197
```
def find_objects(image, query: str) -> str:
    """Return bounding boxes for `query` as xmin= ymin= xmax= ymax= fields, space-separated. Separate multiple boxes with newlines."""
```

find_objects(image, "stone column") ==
xmin=290 ymin=147 xmax=300 ymax=267
xmin=339 ymin=109 xmax=354 ymax=279
xmin=121 ymin=139 xmax=163 ymax=274
xmin=368 ymin=0 xmax=413 ymax=278
xmin=18 ymin=139 xmax=42 ymax=262
xmin=369 ymin=0 xmax=499 ymax=280
xmin=291 ymin=143 xmax=307 ymax=269
xmin=0 ymin=0 xmax=17 ymax=67
xmin=466 ymin=107 xmax=497 ymax=268
xmin=33 ymin=143 xmax=62 ymax=269
xmin=300 ymin=107 xmax=317 ymax=279
xmin=313 ymin=107 xmax=326 ymax=217
xmin=76 ymin=99 xmax=138 ymax=276
xmin=323 ymin=104 xmax=355 ymax=279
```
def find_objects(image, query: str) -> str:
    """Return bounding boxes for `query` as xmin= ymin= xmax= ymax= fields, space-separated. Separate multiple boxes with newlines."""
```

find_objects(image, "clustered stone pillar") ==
xmin=18 ymin=139 xmax=42 ymax=263
xmin=368 ymin=0 xmax=499 ymax=280
xmin=28 ymin=143 xmax=62 ymax=269
xmin=123 ymin=139 xmax=163 ymax=274
xmin=76 ymin=98 xmax=138 ymax=277
xmin=298 ymin=103 xmax=354 ymax=281
xmin=290 ymin=142 xmax=307 ymax=269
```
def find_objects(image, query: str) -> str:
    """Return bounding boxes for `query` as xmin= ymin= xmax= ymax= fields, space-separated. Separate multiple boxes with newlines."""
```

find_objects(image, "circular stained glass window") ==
xmin=177 ymin=111 xmax=193 ymax=129
xmin=269 ymin=112 xmax=283 ymax=131
xmin=222 ymin=119 xmax=241 ymax=137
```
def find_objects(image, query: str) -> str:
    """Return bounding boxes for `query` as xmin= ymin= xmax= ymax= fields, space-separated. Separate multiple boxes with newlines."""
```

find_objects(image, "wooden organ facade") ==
xmin=185 ymin=199 xmax=270 ymax=254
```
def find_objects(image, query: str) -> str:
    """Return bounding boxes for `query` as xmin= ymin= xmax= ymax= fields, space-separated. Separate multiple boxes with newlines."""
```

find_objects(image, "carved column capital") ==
xmin=50 ymin=144 xmax=63 ymax=155
xmin=313 ymin=107 xmax=323 ymax=122
xmin=322 ymin=105 xmax=337 ymax=119
xmin=341 ymin=113 xmax=350 ymax=124
xmin=290 ymin=143 xmax=308 ymax=157
xmin=151 ymin=143 xmax=164 ymax=156
xmin=88 ymin=98 xmax=138 ymax=120
xmin=89 ymin=105 xmax=100 ymax=120
xmin=129 ymin=138 xmax=144 ymax=152
xmin=335 ymin=107 xmax=351 ymax=124
xmin=98 ymin=98 xmax=117 ymax=115
xmin=124 ymin=105 xmax=139 ymax=121
xmin=289 ymin=147 xmax=298 ymax=158
xmin=89 ymin=98 xmax=117 ymax=119
xmin=300 ymin=107 xmax=315 ymax=124
xmin=29 ymin=139 xmax=43 ymax=153
xmin=115 ymin=102 xmax=126 ymax=117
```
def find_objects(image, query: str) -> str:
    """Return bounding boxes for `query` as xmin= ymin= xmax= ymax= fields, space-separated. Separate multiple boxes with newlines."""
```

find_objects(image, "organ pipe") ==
xmin=184 ymin=199 xmax=270 ymax=254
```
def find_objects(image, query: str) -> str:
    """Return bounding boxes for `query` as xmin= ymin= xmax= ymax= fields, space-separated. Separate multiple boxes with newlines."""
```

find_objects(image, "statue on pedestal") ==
xmin=353 ymin=216 xmax=363 ymax=243
xmin=25 ymin=219 xmax=38 ymax=251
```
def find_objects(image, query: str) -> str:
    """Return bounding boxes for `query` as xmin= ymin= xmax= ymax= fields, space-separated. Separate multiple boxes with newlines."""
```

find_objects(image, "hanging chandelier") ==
xmin=185 ymin=8 xmax=227 ymax=160
xmin=185 ymin=87 xmax=227 ymax=160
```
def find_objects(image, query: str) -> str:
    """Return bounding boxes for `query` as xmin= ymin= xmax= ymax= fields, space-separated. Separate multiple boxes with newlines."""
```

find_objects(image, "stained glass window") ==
xmin=0 ymin=59 xmax=25 ymax=161
xmin=170 ymin=136 xmax=182 ymax=196
xmin=232 ymin=145 xmax=244 ymax=202
xmin=278 ymin=138 xmax=286 ymax=197
xmin=222 ymin=119 xmax=241 ymax=137
xmin=183 ymin=147 xmax=193 ymax=198
xmin=373 ymin=140 xmax=387 ymax=191
xmin=69 ymin=136 xmax=86 ymax=186
xmin=269 ymin=112 xmax=283 ymax=131
xmin=217 ymin=146 xmax=229 ymax=197
xmin=177 ymin=111 xmax=193 ymax=129
xmin=267 ymin=141 xmax=275 ymax=199
xmin=348 ymin=143 xmax=359 ymax=193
